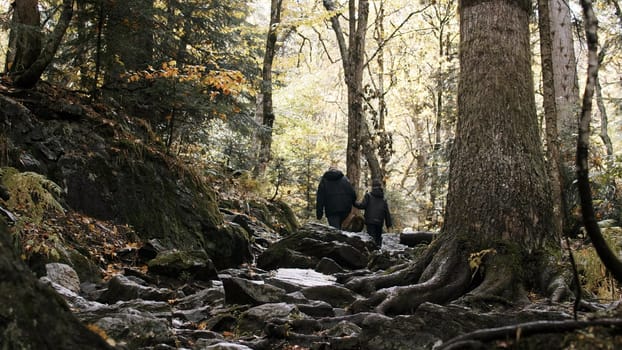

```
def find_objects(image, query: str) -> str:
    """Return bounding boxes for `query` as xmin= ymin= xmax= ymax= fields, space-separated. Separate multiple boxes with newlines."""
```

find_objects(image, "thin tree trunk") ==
xmin=324 ymin=0 xmax=372 ymax=191
xmin=361 ymin=118 xmax=383 ymax=182
xmin=373 ymin=0 xmax=391 ymax=178
xmin=576 ymin=0 xmax=622 ymax=283
xmin=539 ymin=0 xmax=564 ymax=240
xmin=258 ymin=0 xmax=283 ymax=174
xmin=595 ymin=77 xmax=613 ymax=156
xmin=93 ymin=0 xmax=104 ymax=97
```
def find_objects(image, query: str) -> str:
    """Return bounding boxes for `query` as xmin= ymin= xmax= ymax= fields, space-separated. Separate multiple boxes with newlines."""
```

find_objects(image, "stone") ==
xmin=45 ymin=263 xmax=81 ymax=293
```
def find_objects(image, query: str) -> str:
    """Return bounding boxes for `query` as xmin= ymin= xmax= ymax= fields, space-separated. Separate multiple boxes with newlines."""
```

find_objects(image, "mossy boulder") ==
xmin=221 ymin=197 xmax=300 ymax=236
xmin=56 ymin=148 xmax=222 ymax=250
xmin=205 ymin=224 xmax=253 ymax=269
xmin=147 ymin=249 xmax=218 ymax=281
xmin=0 ymin=91 xmax=251 ymax=269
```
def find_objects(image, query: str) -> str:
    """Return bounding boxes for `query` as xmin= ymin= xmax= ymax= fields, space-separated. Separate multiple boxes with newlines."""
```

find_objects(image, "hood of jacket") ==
xmin=370 ymin=186 xmax=384 ymax=198
xmin=322 ymin=169 xmax=345 ymax=181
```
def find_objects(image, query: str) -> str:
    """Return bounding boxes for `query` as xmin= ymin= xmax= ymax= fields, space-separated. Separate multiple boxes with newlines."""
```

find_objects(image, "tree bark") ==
xmin=538 ymin=0 xmax=564 ymax=240
xmin=13 ymin=0 xmax=75 ymax=88
xmin=595 ymin=76 xmax=613 ymax=156
xmin=360 ymin=118 xmax=384 ymax=183
xmin=5 ymin=0 xmax=41 ymax=75
xmin=323 ymin=0 xmax=371 ymax=191
xmin=448 ymin=0 xmax=554 ymax=250
xmin=257 ymin=0 xmax=283 ymax=174
xmin=0 ymin=222 xmax=113 ymax=349
xmin=371 ymin=0 xmax=392 ymax=178
xmin=551 ymin=0 xmax=580 ymax=235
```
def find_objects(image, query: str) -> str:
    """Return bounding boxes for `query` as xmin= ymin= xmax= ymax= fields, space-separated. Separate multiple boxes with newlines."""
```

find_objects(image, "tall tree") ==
xmin=368 ymin=0 xmax=393 ymax=178
xmin=347 ymin=0 xmax=560 ymax=315
xmin=539 ymin=0 xmax=564 ymax=239
xmin=103 ymin=0 xmax=154 ymax=87
xmin=576 ymin=0 xmax=622 ymax=283
xmin=4 ymin=0 xmax=41 ymax=75
xmin=5 ymin=0 xmax=74 ymax=88
xmin=257 ymin=0 xmax=284 ymax=174
xmin=423 ymin=0 xmax=458 ymax=223
xmin=323 ymin=0 xmax=370 ymax=190
xmin=538 ymin=0 xmax=580 ymax=238
xmin=444 ymin=0 xmax=555 ymax=300
xmin=12 ymin=0 xmax=75 ymax=88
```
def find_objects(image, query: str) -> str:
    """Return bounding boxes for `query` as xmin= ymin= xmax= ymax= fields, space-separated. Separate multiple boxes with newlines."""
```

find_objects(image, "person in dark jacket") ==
xmin=354 ymin=179 xmax=392 ymax=248
xmin=316 ymin=167 xmax=357 ymax=229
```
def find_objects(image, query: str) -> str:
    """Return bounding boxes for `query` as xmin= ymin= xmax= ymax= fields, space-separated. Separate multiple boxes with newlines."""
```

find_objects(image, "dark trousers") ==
xmin=327 ymin=213 xmax=347 ymax=229
xmin=366 ymin=224 xmax=383 ymax=248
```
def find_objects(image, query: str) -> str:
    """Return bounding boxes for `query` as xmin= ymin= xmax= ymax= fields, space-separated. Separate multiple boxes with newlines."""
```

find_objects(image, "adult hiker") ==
xmin=354 ymin=179 xmax=392 ymax=248
xmin=316 ymin=167 xmax=357 ymax=229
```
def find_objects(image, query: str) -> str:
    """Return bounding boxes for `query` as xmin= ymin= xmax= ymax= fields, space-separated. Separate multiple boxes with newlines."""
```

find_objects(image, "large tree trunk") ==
xmin=446 ymin=0 xmax=556 ymax=289
xmin=13 ymin=0 xmax=75 ymax=88
xmin=5 ymin=0 xmax=41 ymax=76
xmin=0 ymin=222 xmax=113 ymax=349
xmin=348 ymin=0 xmax=560 ymax=316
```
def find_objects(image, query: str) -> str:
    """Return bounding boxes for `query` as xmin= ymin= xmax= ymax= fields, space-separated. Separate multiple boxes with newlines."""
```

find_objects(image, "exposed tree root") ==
xmin=349 ymin=238 xmax=472 ymax=315
xmin=262 ymin=314 xmax=391 ymax=349
xmin=377 ymin=246 xmax=472 ymax=315
xmin=462 ymin=254 xmax=529 ymax=308
xmin=437 ymin=318 xmax=622 ymax=350
xmin=345 ymin=238 xmax=440 ymax=296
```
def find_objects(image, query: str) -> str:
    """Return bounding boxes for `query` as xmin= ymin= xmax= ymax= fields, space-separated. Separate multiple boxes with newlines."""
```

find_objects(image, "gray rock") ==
xmin=237 ymin=302 xmax=300 ymax=334
xmin=148 ymin=249 xmax=219 ymax=281
xmin=197 ymin=341 xmax=253 ymax=350
xmin=315 ymin=257 xmax=346 ymax=274
xmin=45 ymin=263 xmax=81 ymax=293
xmin=301 ymin=284 xmax=361 ymax=308
xmin=175 ymin=286 xmax=225 ymax=310
xmin=221 ymin=276 xmax=286 ymax=306
xmin=295 ymin=300 xmax=335 ymax=318
xmin=98 ymin=275 xmax=177 ymax=303
xmin=39 ymin=276 xmax=104 ymax=311
xmin=92 ymin=312 xmax=173 ymax=347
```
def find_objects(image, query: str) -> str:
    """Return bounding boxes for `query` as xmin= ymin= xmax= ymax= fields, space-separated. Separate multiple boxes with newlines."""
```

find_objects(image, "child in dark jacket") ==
xmin=354 ymin=179 xmax=392 ymax=248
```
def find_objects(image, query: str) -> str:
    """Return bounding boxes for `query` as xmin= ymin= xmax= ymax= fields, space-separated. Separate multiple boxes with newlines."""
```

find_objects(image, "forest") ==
xmin=1 ymin=0 xmax=622 ymax=349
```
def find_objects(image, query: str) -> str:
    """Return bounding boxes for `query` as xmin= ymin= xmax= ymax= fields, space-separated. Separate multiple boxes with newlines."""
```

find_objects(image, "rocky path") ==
xmin=41 ymin=222 xmax=616 ymax=349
